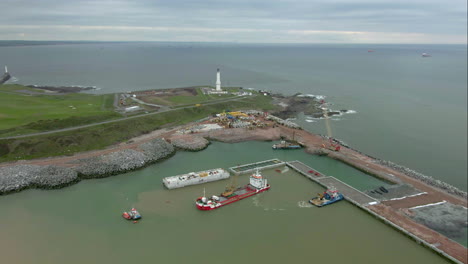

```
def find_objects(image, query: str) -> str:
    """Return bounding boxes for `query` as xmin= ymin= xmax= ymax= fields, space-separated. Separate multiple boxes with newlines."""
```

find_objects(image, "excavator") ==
xmin=221 ymin=173 xmax=238 ymax=197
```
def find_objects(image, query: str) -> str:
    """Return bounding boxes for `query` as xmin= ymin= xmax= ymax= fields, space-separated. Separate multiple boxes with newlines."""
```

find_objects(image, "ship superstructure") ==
xmin=163 ymin=168 xmax=230 ymax=189
xmin=195 ymin=169 xmax=270 ymax=211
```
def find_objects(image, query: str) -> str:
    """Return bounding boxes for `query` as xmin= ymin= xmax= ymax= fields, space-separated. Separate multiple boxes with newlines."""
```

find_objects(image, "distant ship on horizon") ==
xmin=422 ymin=53 xmax=431 ymax=57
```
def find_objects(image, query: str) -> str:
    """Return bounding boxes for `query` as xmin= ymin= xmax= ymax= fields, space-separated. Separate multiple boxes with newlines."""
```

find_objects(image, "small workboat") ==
xmin=309 ymin=187 xmax=344 ymax=207
xmin=122 ymin=208 xmax=142 ymax=220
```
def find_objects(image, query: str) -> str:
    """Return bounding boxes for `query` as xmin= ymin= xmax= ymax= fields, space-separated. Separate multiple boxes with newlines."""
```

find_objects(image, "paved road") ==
xmin=0 ymin=95 xmax=253 ymax=140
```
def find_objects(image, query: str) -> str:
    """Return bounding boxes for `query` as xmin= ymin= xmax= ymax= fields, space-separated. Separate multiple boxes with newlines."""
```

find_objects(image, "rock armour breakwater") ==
xmin=0 ymin=138 xmax=175 ymax=194
xmin=75 ymin=139 xmax=175 ymax=178
xmin=0 ymin=165 xmax=78 ymax=194
xmin=325 ymin=136 xmax=467 ymax=200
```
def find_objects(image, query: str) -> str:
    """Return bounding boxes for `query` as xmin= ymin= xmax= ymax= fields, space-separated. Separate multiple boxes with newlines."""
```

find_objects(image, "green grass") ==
xmin=0 ymin=84 xmax=120 ymax=136
xmin=167 ymin=87 xmax=237 ymax=105
xmin=0 ymin=95 xmax=279 ymax=162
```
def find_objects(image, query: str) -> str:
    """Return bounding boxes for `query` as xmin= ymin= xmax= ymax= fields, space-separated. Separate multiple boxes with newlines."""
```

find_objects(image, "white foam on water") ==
xmin=305 ymin=119 xmax=316 ymax=123
xmin=346 ymin=110 xmax=357 ymax=114
xmin=297 ymin=201 xmax=313 ymax=208
xmin=297 ymin=94 xmax=326 ymax=100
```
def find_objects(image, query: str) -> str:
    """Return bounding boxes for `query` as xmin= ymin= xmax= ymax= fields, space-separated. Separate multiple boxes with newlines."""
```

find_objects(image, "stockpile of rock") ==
xmin=170 ymin=135 xmax=209 ymax=151
xmin=0 ymin=165 xmax=78 ymax=194
xmin=76 ymin=139 xmax=174 ymax=178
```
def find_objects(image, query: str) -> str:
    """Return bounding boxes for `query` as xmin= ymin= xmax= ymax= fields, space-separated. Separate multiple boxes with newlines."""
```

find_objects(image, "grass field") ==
xmin=0 ymin=94 xmax=279 ymax=162
xmin=0 ymin=84 xmax=119 ymax=136
xmin=141 ymin=87 xmax=241 ymax=106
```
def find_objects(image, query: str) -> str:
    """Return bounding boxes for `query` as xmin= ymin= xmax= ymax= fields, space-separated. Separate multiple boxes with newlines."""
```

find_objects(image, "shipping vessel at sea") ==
xmin=309 ymin=187 xmax=344 ymax=207
xmin=163 ymin=168 xmax=230 ymax=189
xmin=195 ymin=169 xmax=270 ymax=211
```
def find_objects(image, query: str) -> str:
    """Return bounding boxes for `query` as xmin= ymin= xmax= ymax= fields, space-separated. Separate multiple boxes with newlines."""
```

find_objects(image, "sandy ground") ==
xmin=1 ymin=120 xmax=467 ymax=262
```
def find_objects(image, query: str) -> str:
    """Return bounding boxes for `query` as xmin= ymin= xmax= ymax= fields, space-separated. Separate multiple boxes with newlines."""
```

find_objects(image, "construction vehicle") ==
xmin=321 ymin=101 xmax=341 ymax=152
xmin=221 ymin=173 xmax=238 ymax=197
xmin=227 ymin=111 xmax=249 ymax=118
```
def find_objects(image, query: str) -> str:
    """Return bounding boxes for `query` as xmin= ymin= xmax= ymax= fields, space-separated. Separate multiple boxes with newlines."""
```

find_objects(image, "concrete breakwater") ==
xmin=0 ymin=138 xmax=175 ymax=195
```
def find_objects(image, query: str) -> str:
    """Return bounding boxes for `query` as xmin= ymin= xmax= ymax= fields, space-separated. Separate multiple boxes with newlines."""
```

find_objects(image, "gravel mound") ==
xmin=0 ymin=165 xmax=78 ymax=194
xmin=170 ymin=136 xmax=209 ymax=151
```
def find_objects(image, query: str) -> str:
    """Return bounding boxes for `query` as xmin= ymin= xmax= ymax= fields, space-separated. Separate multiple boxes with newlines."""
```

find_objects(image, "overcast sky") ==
xmin=0 ymin=0 xmax=466 ymax=43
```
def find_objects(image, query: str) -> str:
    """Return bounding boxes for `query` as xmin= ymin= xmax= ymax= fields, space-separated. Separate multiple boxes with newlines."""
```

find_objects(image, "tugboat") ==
xmin=272 ymin=132 xmax=302 ymax=150
xmin=195 ymin=169 xmax=270 ymax=211
xmin=272 ymin=140 xmax=301 ymax=149
xmin=122 ymin=208 xmax=142 ymax=220
xmin=309 ymin=187 xmax=344 ymax=207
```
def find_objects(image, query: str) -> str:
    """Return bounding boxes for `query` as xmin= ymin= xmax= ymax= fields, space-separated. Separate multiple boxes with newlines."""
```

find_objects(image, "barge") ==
xmin=195 ymin=169 xmax=270 ymax=211
xmin=163 ymin=168 xmax=230 ymax=189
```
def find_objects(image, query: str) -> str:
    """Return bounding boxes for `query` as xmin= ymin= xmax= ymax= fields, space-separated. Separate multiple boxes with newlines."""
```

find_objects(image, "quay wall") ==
xmin=286 ymin=160 xmax=463 ymax=264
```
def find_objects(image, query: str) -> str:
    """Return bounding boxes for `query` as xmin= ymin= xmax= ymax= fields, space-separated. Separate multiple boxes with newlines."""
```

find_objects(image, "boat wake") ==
xmin=297 ymin=201 xmax=313 ymax=208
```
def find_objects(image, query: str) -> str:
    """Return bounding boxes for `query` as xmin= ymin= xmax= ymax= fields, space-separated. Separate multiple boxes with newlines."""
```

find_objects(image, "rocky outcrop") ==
xmin=0 ymin=72 xmax=11 ymax=85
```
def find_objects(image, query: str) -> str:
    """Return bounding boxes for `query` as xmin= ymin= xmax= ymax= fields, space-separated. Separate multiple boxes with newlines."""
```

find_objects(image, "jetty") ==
xmin=287 ymin=161 xmax=377 ymax=206
xmin=229 ymin=159 xmax=285 ymax=174
xmin=286 ymin=160 xmax=465 ymax=264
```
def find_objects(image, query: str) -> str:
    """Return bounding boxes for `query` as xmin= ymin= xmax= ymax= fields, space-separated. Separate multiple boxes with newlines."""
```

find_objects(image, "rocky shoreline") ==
xmin=0 ymin=72 xmax=11 ymax=85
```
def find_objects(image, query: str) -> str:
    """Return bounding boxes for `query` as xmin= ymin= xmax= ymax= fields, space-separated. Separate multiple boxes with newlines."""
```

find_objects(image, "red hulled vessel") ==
xmin=195 ymin=169 xmax=270 ymax=211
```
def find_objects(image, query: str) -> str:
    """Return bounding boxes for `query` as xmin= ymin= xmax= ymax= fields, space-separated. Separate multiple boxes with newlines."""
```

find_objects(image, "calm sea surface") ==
xmin=1 ymin=42 xmax=466 ymax=190
xmin=0 ymin=142 xmax=451 ymax=263
xmin=0 ymin=43 xmax=465 ymax=262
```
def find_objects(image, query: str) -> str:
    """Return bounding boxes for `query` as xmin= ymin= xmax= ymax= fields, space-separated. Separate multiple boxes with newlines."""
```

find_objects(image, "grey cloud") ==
xmin=0 ymin=0 xmax=466 ymax=42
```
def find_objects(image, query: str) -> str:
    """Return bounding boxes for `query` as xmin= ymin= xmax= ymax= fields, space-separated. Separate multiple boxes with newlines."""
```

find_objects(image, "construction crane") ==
xmin=321 ymin=101 xmax=341 ymax=152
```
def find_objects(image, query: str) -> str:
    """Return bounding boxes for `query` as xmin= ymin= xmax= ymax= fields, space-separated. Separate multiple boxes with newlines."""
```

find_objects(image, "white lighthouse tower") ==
xmin=4 ymin=66 xmax=8 ymax=73
xmin=215 ymin=68 xmax=221 ymax=91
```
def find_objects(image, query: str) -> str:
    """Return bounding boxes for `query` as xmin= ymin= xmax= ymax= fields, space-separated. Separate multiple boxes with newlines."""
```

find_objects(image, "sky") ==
xmin=0 ymin=0 xmax=466 ymax=44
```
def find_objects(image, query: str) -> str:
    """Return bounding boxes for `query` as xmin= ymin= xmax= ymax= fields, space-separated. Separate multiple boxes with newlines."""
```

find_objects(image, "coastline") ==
xmin=0 ymin=114 xmax=467 ymax=262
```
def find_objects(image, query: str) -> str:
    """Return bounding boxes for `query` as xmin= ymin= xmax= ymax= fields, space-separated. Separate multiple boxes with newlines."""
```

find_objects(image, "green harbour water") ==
xmin=0 ymin=142 xmax=451 ymax=263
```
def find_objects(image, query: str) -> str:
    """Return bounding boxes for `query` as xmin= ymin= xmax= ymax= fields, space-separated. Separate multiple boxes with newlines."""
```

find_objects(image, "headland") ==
xmin=0 ymin=77 xmax=466 ymax=263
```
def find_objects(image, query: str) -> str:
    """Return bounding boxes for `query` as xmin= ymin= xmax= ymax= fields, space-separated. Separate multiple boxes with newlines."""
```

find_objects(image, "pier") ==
xmin=229 ymin=158 xmax=285 ymax=174
xmin=286 ymin=160 xmax=377 ymax=206
xmin=286 ymin=160 xmax=464 ymax=263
